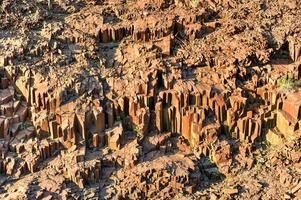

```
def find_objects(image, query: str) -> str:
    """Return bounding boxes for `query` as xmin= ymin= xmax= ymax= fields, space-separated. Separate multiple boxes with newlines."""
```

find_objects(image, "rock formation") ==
xmin=0 ymin=0 xmax=301 ymax=199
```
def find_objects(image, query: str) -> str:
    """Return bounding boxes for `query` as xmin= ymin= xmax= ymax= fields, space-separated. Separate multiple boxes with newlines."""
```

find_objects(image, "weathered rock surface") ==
xmin=0 ymin=0 xmax=301 ymax=199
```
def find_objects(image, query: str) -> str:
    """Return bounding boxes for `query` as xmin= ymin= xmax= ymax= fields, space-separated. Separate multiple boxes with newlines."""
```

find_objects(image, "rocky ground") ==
xmin=0 ymin=0 xmax=301 ymax=199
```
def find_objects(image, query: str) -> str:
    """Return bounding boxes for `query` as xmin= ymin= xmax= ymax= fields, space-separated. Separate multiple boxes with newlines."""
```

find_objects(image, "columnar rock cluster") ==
xmin=0 ymin=0 xmax=301 ymax=199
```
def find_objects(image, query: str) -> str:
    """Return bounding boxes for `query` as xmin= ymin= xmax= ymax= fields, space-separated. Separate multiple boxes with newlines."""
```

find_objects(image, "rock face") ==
xmin=0 ymin=0 xmax=301 ymax=199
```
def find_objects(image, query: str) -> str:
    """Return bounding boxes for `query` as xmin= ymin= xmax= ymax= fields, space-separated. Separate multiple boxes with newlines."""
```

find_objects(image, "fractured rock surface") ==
xmin=0 ymin=0 xmax=301 ymax=199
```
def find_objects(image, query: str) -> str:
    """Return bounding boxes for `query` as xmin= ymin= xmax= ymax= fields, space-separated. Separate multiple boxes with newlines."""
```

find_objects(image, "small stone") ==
xmin=223 ymin=187 xmax=238 ymax=195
